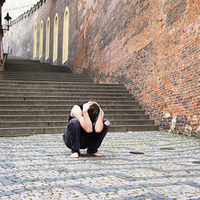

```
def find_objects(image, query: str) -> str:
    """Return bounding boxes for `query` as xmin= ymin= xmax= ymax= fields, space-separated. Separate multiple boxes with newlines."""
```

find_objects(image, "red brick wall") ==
xmin=3 ymin=0 xmax=200 ymax=137
xmin=70 ymin=0 xmax=200 ymax=137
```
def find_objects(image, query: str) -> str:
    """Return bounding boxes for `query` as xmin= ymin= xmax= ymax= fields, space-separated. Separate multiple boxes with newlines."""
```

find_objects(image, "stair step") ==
xmin=109 ymin=125 xmax=160 ymax=132
xmin=0 ymin=121 xmax=66 ymax=128
xmin=0 ymin=74 xmax=91 ymax=79
xmin=0 ymin=74 xmax=93 ymax=82
xmin=0 ymin=109 xmax=145 ymax=115
xmin=0 ymin=57 xmax=159 ymax=136
xmin=0 ymin=119 xmax=154 ymax=128
xmin=0 ymin=105 xmax=141 ymax=110
xmin=0 ymin=78 xmax=92 ymax=82
xmin=0 ymin=114 xmax=149 ymax=121
xmin=0 ymin=127 xmax=66 ymax=136
xmin=0 ymin=95 xmax=132 ymax=100
xmin=0 ymin=80 xmax=124 ymax=87
xmin=0 ymin=99 xmax=138 ymax=105
xmin=0 ymin=90 xmax=131 ymax=95
xmin=0 ymin=86 xmax=127 ymax=92
xmin=0 ymin=125 xmax=159 ymax=136
xmin=0 ymin=81 xmax=124 ymax=86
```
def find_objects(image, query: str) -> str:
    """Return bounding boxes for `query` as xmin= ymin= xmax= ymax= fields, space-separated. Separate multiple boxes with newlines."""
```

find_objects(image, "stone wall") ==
xmin=3 ymin=0 xmax=200 ymax=137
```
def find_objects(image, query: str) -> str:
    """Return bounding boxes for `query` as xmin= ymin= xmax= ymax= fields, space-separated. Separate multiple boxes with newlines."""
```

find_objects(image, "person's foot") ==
xmin=86 ymin=152 xmax=103 ymax=157
xmin=70 ymin=152 xmax=79 ymax=158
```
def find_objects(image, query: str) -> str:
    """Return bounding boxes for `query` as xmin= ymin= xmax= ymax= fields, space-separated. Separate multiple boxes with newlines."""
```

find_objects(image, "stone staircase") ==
xmin=0 ymin=56 xmax=159 ymax=136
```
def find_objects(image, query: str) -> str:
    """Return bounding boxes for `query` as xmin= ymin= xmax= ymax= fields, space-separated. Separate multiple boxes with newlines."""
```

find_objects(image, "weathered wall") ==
xmin=3 ymin=0 xmax=200 ymax=137
xmin=3 ymin=0 xmax=72 ymax=64
xmin=70 ymin=0 xmax=200 ymax=137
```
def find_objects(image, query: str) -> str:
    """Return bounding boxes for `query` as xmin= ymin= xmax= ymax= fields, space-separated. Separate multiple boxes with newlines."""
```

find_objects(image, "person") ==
xmin=63 ymin=101 xmax=110 ymax=158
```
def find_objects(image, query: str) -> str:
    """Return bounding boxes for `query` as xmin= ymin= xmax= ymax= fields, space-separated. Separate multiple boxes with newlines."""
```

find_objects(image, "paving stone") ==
xmin=0 ymin=131 xmax=200 ymax=199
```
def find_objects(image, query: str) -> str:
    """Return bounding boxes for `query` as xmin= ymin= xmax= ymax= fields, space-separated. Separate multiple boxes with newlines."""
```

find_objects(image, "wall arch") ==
xmin=45 ymin=17 xmax=50 ymax=60
xmin=39 ymin=20 xmax=43 ymax=59
xmin=53 ymin=13 xmax=59 ymax=63
xmin=62 ymin=7 xmax=69 ymax=64
xmin=33 ymin=23 xmax=37 ymax=59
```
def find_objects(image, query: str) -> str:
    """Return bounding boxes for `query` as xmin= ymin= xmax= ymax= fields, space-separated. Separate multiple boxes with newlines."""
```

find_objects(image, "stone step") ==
xmin=0 ymin=89 xmax=130 ymax=94
xmin=110 ymin=125 xmax=159 ymax=132
xmin=0 ymin=109 xmax=145 ymax=116
xmin=4 ymin=60 xmax=73 ymax=73
xmin=0 ymin=80 xmax=123 ymax=87
xmin=0 ymin=76 xmax=92 ymax=82
xmin=0 ymin=85 xmax=127 ymax=92
xmin=0 ymin=125 xmax=159 ymax=136
xmin=0 ymin=84 xmax=125 ymax=90
xmin=0 ymin=119 xmax=155 ymax=128
xmin=0 ymin=80 xmax=123 ymax=85
xmin=0 ymin=72 xmax=90 ymax=77
xmin=0 ymin=114 xmax=149 ymax=121
xmin=0 ymin=99 xmax=138 ymax=105
xmin=0 ymin=105 xmax=141 ymax=110
xmin=0 ymin=92 xmax=130 ymax=98
xmin=0 ymin=94 xmax=132 ymax=99
xmin=4 ymin=65 xmax=73 ymax=73
xmin=0 ymin=73 xmax=93 ymax=82
xmin=0 ymin=57 xmax=159 ymax=135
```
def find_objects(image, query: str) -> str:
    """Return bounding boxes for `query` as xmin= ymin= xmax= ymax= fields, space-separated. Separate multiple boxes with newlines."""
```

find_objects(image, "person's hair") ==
xmin=88 ymin=103 xmax=100 ymax=122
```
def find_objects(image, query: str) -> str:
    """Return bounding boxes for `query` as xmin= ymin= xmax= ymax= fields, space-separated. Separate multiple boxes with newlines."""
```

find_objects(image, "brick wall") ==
xmin=3 ymin=0 xmax=200 ymax=137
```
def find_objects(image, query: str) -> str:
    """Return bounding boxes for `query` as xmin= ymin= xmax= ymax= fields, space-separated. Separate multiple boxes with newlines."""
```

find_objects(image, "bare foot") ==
xmin=70 ymin=152 xmax=79 ymax=158
xmin=86 ymin=152 xmax=103 ymax=157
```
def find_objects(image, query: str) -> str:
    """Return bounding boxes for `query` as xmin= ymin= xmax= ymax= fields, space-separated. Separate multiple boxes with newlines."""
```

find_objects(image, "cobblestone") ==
xmin=0 ymin=131 xmax=200 ymax=199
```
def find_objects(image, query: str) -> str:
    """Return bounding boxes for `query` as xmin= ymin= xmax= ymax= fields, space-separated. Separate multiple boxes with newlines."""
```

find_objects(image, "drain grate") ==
xmin=130 ymin=151 xmax=144 ymax=154
xmin=160 ymin=147 xmax=176 ymax=150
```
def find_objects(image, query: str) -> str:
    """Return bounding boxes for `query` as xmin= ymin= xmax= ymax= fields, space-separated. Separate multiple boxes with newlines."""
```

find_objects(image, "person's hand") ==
xmin=83 ymin=101 xmax=93 ymax=112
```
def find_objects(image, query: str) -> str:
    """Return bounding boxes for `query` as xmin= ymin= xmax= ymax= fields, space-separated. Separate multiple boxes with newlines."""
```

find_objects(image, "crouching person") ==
xmin=63 ymin=101 xmax=110 ymax=158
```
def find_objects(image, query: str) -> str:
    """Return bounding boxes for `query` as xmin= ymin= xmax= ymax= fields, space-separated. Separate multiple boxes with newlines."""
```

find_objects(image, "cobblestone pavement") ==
xmin=0 ymin=131 xmax=200 ymax=200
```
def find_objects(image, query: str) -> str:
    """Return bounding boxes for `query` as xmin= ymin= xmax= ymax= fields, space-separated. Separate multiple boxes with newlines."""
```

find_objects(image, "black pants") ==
xmin=63 ymin=118 xmax=110 ymax=155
